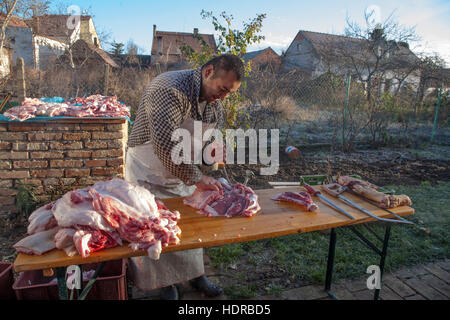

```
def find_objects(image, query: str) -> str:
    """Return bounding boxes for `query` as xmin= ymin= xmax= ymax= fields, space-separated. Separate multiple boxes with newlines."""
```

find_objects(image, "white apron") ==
xmin=125 ymin=104 xmax=216 ymax=290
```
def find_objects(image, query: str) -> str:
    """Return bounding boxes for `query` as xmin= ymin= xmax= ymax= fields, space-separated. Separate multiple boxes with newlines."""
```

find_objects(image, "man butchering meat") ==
xmin=125 ymin=54 xmax=244 ymax=299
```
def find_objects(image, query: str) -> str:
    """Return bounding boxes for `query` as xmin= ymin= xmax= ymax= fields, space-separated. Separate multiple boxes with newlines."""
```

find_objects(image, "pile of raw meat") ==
xmin=3 ymin=95 xmax=130 ymax=121
xmin=13 ymin=179 xmax=181 ymax=260
xmin=183 ymin=178 xmax=261 ymax=218
xmin=271 ymin=191 xmax=319 ymax=211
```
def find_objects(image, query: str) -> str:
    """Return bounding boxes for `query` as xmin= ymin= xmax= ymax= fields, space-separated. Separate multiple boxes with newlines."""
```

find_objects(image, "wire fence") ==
xmin=1 ymin=57 xmax=448 ymax=150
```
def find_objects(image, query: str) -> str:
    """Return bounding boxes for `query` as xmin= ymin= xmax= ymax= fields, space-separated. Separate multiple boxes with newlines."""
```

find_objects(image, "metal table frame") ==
xmin=325 ymin=223 xmax=392 ymax=300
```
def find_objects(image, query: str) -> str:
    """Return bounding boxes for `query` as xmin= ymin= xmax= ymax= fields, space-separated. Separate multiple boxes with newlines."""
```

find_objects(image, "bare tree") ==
xmin=0 ymin=0 xmax=18 ymax=52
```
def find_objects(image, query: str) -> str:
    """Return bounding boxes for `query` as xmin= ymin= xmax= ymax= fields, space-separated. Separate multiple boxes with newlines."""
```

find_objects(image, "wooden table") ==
xmin=13 ymin=186 xmax=414 ymax=299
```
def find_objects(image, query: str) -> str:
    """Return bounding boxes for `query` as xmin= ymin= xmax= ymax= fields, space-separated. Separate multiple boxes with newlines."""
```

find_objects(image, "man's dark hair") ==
xmin=202 ymin=54 xmax=245 ymax=81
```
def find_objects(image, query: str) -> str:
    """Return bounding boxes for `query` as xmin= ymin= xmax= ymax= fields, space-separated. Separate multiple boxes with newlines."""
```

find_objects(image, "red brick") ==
xmin=0 ymin=188 xmax=17 ymax=196
xmin=78 ymin=176 xmax=104 ymax=186
xmin=106 ymin=140 xmax=124 ymax=149
xmin=30 ymin=169 xmax=64 ymax=178
xmin=50 ymin=160 xmax=83 ymax=168
xmin=0 ymin=123 xmax=7 ymax=131
xmin=62 ymin=132 xmax=91 ymax=141
xmin=28 ymin=132 xmax=62 ymax=141
xmin=50 ymin=141 xmax=83 ymax=150
xmin=65 ymin=168 xmax=90 ymax=177
xmin=92 ymin=166 xmax=123 ymax=176
xmin=12 ymin=142 xmax=49 ymax=151
xmin=107 ymin=158 xmax=123 ymax=167
xmin=13 ymin=160 xmax=48 ymax=169
xmin=85 ymin=160 xmax=107 ymax=167
xmin=0 ymin=196 xmax=15 ymax=205
xmin=91 ymin=132 xmax=123 ymax=140
xmin=8 ymin=123 xmax=46 ymax=132
xmin=42 ymin=178 xmax=60 ymax=186
xmin=31 ymin=151 xmax=64 ymax=159
xmin=0 ymin=160 xmax=11 ymax=169
xmin=61 ymin=178 xmax=76 ymax=186
xmin=80 ymin=124 xmax=105 ymax=131
xmin=45 ymin=123 xmax=80 ymax=131
xmin=0 ymin=142 xmax=12 ymax=150
xmin=66 ymin=151 xmax=92 ymax=158
xmin=106 ymin=124 xmax=125 ymax=131
xmin=84 ymin=141 xmax=108 ymax=149
xmin=1 ymin=132 xmax=27 ymax=141
xmin=0 ymin=151 xmax=29 ymax=159
xmin=0 ymin=180 xmax=13 ymax=188
xmin=92 ymin=149 xmax=123 ymax=158
xmin=0 ymin=170 xmax=30 ymax=179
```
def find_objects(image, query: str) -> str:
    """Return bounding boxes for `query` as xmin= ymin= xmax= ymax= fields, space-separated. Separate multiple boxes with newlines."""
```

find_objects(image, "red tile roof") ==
xmin=151 ymin=29 xmax=216 ymax=56
xmin=0 ymin=14 xmax=29 ymax=28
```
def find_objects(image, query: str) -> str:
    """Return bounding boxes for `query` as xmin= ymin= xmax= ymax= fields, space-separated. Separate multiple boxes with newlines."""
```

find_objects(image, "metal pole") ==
xmin=431 ymin=83 xmax=443 ymax=143
xmin=56 ymin=267 xmax=68 ymax=300
xmin=342 ymin=75 xmax=351 ymax=147
xmin=325 ymin=228 xmax=337 ymax=291
xmin=374 ymin=224 xmax=391 ymax=300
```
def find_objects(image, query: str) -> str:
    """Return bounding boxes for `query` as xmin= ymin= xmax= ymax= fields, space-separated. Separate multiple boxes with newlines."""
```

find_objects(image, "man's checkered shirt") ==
xmin=127 ymin=68 xmax=224 ymax=186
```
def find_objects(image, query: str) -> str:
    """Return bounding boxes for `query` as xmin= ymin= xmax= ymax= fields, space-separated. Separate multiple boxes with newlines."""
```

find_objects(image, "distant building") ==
xmin=25 ymin=15 xmax=101 ymax=48
xmin=242 ymin=47 xmax=282 ymax=70
xmin=284 ymin=30 xmax=422 ymax=93
xmin=0 ymin=44 xmax=13 ymax=78
xmin=58 ymin=39 xmax=118 ymax=69
xmin=151 ymin=25 xmax=217 ymax=66
xmin=0 ymin=14 xmax=101 ymax=71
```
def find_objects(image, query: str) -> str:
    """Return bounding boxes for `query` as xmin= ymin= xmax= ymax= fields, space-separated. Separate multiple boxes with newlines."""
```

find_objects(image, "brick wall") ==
xmin=0 ymin=119 xmax=128 ymax=217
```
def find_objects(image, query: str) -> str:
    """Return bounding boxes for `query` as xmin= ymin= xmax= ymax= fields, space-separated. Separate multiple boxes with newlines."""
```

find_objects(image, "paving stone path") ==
xmin=131 ymin=258 xmax=450 ymax=300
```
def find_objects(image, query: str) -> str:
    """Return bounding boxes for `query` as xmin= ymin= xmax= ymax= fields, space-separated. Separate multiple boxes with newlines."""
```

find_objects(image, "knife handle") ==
xmin=303 ymin=183 xmax=320 ymax=196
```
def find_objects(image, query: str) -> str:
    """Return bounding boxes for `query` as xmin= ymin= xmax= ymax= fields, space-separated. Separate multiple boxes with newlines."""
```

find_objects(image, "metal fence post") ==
xmin=342 ymin=75 xmax=351 ymax=147
xmin=430 ymin=83 xmax=443 ymax=143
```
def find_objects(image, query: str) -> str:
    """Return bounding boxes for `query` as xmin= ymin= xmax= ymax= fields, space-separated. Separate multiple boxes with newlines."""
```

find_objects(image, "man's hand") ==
xmin=196 ymin=175 xmax=223 ymax=194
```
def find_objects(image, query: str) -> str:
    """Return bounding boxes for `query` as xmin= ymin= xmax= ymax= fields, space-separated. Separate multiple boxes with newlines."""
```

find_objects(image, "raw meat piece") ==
xmin=54 ymin=228 xmax=76 ymax=249
xmin=272 ymin=191 xmax=319 ymax=212
xmin=52 ymin=188 xmax=115 ymax=232
xmin=13 ymin=228 xmax=59 ymax=255
xmin=73 ymin=227 xmax=121 ymax=258
xmin=90 ymin=188 xmax=181 ymax=259
xmin=337 ymin=176 xmax=412 ymax=208
xmin=27 ymin=202 xmax=57 ymax=235
xmin=183 ymin=178 xmax=261 ymax=218
xmin=92 ymin=179 xmax=159 ymax=219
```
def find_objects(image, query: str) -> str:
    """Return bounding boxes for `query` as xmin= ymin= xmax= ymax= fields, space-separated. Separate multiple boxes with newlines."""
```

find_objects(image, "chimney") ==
xmin=193 ymin=28 xmax=199 ymax=36
xmin=153 ymin=25 xmax=156 ymax=38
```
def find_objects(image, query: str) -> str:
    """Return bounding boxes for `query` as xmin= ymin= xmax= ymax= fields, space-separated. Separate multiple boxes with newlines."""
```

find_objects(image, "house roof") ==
xmin=25 ymin=14 xmax=92 ymax=39
xmin=151 ymin=29 xmax=217 ymax=56
xmin=0 ymin=13 xmax=29 ymax=28
xmin=293 ymin=30 xmax=421 ymax=69
xmin=63 ymin=39 xmax=119 ymax=68
xmin=242 ymin=47 xmax=280 ymax=62
xmin=242 ymin=49 xmax=266 ymax=62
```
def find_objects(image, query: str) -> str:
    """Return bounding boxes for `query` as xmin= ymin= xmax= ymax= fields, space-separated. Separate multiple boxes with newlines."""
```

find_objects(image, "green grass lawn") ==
xmin=206 ymin=181 xmax=450 ymax=298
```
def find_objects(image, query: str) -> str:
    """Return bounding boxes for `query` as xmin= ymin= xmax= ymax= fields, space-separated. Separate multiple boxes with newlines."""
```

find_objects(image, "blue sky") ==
xmin=58 ymin=0 xmax=450 ymax=65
